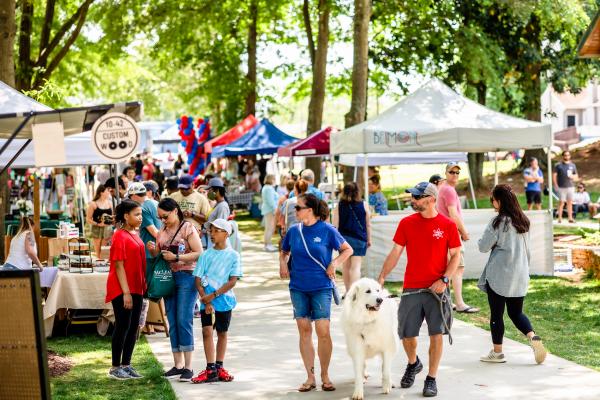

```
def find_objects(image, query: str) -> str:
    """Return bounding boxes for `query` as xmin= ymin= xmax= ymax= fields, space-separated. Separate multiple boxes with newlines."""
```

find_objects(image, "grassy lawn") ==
xmin=235 ymin=209 xmax=264 ymax=242
xmin=384 ymin=277 xmax=600 ymax=371
xmin=49 ymin=334 xmax=176 ymax=400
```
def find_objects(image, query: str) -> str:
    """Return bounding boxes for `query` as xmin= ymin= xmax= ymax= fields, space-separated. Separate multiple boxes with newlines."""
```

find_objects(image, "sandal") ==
xmin=298 ymin=382 xmax=316 ymax=392
xmin=321 ymin=382 xmax=336 ymax=391
xmin=456 ymin=306 xmax=479 ymax=314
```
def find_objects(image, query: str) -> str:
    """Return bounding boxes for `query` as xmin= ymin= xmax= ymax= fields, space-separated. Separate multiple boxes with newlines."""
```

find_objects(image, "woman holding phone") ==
xmin=147 ymin=198 xmax=202 ymax=382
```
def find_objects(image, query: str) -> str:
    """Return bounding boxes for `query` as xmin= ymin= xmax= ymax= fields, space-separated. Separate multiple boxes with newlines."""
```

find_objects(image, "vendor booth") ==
xmin=211 ymin=118 xmax=296 ymax=157
xmin=1 ymin=82 xmax=143 ymax=336
xmin=204 ymin=114 xmax=258 ymax=153
xmin=330 ymin=78 xmax=554 ymax=280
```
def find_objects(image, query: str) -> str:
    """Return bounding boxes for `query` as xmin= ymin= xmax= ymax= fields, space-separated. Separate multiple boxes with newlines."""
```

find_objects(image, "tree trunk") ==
xmin=0 ymin=0 xmax=16 ymax=262
xmin=519 ymin=13 xmax=547 ymax=170
xmin=344 ymin=0 xmax=371 ymax=128
xmin=305 ymin=0 xmax=330 ymax=182
xmin=467 ymin=82 xmax=486 ymax=189
xmin=244 ymin=0 xmax=258 ymax=116
xmin=343 ymin=0 xmax=371 ymax=189
xmin=16 ymin=0 xmax=33 ymax=91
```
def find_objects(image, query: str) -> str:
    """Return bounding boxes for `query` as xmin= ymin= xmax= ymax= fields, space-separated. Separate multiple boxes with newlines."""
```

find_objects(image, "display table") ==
xmin=228 ymin=191 xmax=255 ymax=209
xmin=43 ymin=270 xmax=112 ymax=337
xmin=365 ymin=209 xmax=554 ymax=282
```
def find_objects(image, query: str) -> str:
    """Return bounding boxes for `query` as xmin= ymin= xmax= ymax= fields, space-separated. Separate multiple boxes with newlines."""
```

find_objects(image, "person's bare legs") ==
xmin=566 ymin=199 xmax=574 ymax=221
xmin=216 ymin=331 xmax=227 ymax=362
xmin=93 ymin=238 xmax=102 ymax=257
xmin=173 ymin=352 xmax=184 ymax=369
xmin=428 ymin=335 xmax=443 ymax=378
xmin=183 ymin=351 xmax=193 ymax=370
xmin=535 ymin=203 xmax=542 ymax=211
xmin=528 ymin=203 xmax=533 ymax=210
xmin=296 ymin=319 xmax=316 ymax=388
xmin=452 ymin=266 xmax=468 ymax=310
xmin=202 ymin=326 xmax=215 ymax=364
xmin=402 ymin=337 xmax=418 ymax=364
xmin=342 ymin=256 xmax=362 ymax=291
xmin=315 ymin=319 xmax=333 ymax=387
xmin=558 ymin=200 xmax=565 ymax=223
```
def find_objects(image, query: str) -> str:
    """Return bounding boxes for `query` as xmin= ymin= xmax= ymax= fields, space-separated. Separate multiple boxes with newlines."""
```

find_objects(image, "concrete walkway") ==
xmin=147 ymin=233 xmax=600 ymax=399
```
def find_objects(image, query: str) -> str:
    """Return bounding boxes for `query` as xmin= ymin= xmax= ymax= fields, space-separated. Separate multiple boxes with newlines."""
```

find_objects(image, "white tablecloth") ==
xmin=43 ymin=270 xmax=112 ymax=337
xmin=39 ymin=267 xmax=58 ymax=288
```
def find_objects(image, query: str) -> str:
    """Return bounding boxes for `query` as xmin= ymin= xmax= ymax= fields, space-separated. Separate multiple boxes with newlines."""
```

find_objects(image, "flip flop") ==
xmin=298 ymin=382 xmax=316 ymax=392
xmin=456 ymin=306 xmax=479 ymax=313
xmin=322 ymin=382 xmax=336 ymax=391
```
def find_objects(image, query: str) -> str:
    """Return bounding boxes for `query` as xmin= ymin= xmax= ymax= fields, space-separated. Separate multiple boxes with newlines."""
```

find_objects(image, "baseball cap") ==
xmin=126 ymin=182 xmax=147 ymax=197
xmin=445 ymin=161 xmax=461 ymax=172
xmin=202 ymin=177 xmax=225 ymax=189
xmin=143 ymin=180 xmax=159 ymax=193
xmin=405 ymin=182 xmax=438 ymax=198
xmin=178 ymin=174 xmax=194 ymax=189
xmin=208 ymin=218 xmax=232 ymax=236
xmin=429 ymin=174 xmax=444 ymax=185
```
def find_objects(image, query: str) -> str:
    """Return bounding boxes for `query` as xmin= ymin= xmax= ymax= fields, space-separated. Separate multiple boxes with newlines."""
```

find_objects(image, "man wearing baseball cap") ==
xmin=127 ymin=182 xmax=161 ymax=264
xmin=170 ymin=174 xmax=211 ymax=232
xmin=378 ymin=182 xmax=461 ymax=397
xmin=437 ymin=162 xmax=479 ymax=314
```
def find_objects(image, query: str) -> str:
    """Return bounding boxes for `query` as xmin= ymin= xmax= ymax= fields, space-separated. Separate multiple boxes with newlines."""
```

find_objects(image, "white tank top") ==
xmin=5 ymin=231 xmax=35 ymax=269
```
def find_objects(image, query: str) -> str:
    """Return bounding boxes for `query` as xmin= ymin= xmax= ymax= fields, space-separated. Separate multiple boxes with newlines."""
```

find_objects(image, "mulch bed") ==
xmin=48 ymin=350 xmax=73 ymax=377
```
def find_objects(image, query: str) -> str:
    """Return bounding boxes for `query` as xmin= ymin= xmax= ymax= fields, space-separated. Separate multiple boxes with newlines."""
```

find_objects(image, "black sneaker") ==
xmin=122 ymin=366 xmax=143 ymax=379
xmin=179 ymin=368 xmax=194 ymax=382
xmin=400 ymin=356 xmax=423 ymax=388
xmin=423 ymin=376 xmax=438 ymax=397
xmin=164 ymin=366 xmax=184 ymax=379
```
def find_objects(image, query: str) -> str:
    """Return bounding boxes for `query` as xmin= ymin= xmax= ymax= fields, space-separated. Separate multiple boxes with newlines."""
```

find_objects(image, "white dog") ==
xmin=341 ymin=278 xmax=399 ymax=400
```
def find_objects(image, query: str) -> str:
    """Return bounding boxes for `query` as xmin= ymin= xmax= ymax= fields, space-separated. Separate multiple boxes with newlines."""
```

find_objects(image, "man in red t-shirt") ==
xmin=378 ymin=182 xmax=461 ymax=398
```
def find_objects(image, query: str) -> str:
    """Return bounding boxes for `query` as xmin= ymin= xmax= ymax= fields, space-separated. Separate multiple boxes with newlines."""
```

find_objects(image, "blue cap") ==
xmin=405 ymin=182 xmax=438 ymax=198
xmin=178 ymin=174 xmax=194 ymax=189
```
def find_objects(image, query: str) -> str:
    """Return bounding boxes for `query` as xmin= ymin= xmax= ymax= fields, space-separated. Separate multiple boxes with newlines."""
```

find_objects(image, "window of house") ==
xmin=567 ymin=115 xmax=576 ymax=127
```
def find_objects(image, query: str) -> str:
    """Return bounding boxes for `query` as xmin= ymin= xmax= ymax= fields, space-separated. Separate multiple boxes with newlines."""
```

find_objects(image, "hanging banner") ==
xmin=91 ymin=112 xmax=140 ymax=162
xmin=32 ymin=122 xmax=66 ymax=167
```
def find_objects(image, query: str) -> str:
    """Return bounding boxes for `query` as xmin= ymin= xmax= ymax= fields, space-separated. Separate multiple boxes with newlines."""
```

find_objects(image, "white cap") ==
xmin=208 ymin=218 xmax=232 ymax=236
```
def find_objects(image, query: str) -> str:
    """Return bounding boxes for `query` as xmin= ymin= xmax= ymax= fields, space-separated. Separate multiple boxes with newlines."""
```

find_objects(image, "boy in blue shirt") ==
xmin=191 ymin=219 xmax=242 ymax=384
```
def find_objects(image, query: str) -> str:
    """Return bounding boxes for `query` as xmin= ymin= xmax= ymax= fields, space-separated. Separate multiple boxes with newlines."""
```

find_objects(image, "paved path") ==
xmin=147 ymin=233 xmax=600 ymax=399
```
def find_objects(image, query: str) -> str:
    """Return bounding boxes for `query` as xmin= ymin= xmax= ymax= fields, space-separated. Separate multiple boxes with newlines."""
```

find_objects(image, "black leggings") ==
xmin=486 ymin=283 xmax=534 ymax=345
xmin=111 ymin=293 xmax=143 ymax=367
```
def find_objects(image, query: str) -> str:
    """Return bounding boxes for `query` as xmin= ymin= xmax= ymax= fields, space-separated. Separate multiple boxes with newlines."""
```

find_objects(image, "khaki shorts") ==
xmin=557 ymin=187 xmax=574 ymax=202
xmin=91 ymin=224 xmax=113 ymax=239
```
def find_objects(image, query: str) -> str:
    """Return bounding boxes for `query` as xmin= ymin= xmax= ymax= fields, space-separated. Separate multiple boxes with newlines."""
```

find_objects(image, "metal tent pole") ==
xmin=494 ymin=151 xmax=499 ymax=186
xmin=363 ymin=154 xmax=369 ymax=202
xmin=547 ymin=148 xmax=553 ymax=211
xmin=466 ymin=162 xmax=478 ymax=209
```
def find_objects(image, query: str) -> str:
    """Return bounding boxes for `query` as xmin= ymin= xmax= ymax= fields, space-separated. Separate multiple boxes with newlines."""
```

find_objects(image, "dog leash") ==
xmin=400 ymin=289 xmax=453 ymax=345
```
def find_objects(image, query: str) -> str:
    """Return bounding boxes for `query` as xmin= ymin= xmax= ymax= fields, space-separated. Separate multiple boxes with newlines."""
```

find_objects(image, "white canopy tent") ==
xmin=338 ymin=152 xmax=467 ymax=166
xmin=330 ymin=79 xmax=555 ymax=280
xmin=331 ymin=78 xmax=554 ymax=209
xmin=153 ymin=123 xmax=180 ymax=144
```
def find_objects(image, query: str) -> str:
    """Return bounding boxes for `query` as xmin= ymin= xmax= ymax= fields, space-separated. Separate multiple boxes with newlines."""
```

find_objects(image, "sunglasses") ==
xmin=411 ymin=194 xmax=430 ymax=200
xmin=158 ymin=212 xmax=171 ymax=221
xmin=447 ymin=170 xmax=460 ymax=175
xmin=294 ymin=205 xmax=309 ymax=211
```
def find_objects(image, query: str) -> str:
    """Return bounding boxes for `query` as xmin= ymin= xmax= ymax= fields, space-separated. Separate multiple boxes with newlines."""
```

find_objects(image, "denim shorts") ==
xmin=290 ymin=289 xmax=332 ymax=321
xmin=342 ymin=235 xmax=367 ymax=257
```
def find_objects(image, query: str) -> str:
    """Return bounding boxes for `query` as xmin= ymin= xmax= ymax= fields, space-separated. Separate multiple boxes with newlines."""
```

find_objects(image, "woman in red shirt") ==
xmin=106 ymin=199 xmax=146 ymax=380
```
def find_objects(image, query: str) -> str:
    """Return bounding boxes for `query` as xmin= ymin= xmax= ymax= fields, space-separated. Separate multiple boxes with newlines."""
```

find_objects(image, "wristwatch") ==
xmin=175 ymin=254 xmax=179 ymax=262
xmin=440 ymin=276 xmax=449 ymax=285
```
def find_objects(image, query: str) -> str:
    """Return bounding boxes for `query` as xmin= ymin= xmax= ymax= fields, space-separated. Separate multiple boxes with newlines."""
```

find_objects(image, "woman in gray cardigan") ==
xmin=477 ymin=184 xmax=547 ymax=364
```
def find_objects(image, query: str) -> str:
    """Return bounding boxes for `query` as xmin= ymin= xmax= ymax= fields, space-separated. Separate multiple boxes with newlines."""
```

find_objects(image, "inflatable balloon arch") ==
xmin=177 ymin=115 xmax=212 ymax=177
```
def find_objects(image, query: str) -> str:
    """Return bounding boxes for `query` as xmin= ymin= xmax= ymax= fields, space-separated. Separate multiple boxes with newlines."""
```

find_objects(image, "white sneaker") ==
xmin=480 ymin=350 xmax=506 ymax=363
xmin=264 ymin=244 xmax=278 ymax=252
xmin=529 ymin=336 xmax=547 ymax=364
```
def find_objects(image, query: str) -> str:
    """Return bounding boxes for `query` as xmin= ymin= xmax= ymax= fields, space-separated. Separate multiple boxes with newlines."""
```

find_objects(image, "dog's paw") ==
xmin=352 ymin=390 xmax=364 ymax=400
xmin=382 ymin=382 xmax=392 ymax=394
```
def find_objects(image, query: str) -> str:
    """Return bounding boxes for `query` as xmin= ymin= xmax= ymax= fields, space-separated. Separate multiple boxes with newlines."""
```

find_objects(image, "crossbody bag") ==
xmin=298 ymin=223 xmax=341 ymax=305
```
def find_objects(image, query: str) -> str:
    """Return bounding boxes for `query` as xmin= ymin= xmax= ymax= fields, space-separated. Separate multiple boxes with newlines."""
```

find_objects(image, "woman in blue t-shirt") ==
xmin=280 ymin=194 xmax=353 ymax=392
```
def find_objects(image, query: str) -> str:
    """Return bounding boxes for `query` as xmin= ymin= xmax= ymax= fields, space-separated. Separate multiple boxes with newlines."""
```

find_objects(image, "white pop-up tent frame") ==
xmin=331 ymin=78 xmax=554 ymax=211
xmin=330 ymin=79 xmax=554 ymax=280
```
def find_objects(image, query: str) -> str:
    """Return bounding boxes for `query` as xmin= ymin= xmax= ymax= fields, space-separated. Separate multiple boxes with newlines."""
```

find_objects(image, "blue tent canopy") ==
xmin=212 ymin=118 xmax=296 ymax=157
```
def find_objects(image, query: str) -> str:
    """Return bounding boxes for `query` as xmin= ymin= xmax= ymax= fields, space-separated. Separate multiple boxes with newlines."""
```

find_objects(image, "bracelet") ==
xmin=175 ymin=254 xmax=179 ymax=262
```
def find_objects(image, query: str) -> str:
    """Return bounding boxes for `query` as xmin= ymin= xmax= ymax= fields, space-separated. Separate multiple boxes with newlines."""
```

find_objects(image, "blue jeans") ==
xmin=290 ymin=289 xmax=332 ymax=321
xmin=164 ymin=271 xmax=198 ymax=353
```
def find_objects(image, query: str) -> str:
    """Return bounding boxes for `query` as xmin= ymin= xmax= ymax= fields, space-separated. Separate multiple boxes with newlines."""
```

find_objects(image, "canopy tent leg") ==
xmin=0 ymin=114 xmax=33 ymax=175
xmin=391 ymin=166 xmax=401 ymax=210
xmin=547 ymin=148 xmax=553 ymax=211
xmin=494 ymin=152 xmax=499 ymax=186
xmin=465 ymin=163 xmax=478 ymax=209
xmin=353 ymin=165 xmax=358 ymax=182
xmin=363 ymin=154 xmax=369 ymax=203
xmin=329 ymin=154 xmax=335 ymax=198
xmin=33 ymin=177 xmax=41 ymax=247
xmin=113 ymin=163 xmax=121 ymax=205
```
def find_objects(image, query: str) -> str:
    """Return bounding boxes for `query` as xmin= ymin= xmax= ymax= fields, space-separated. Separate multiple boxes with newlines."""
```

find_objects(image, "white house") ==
xmin=542 ymin=82 xmax=600 ymax=141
